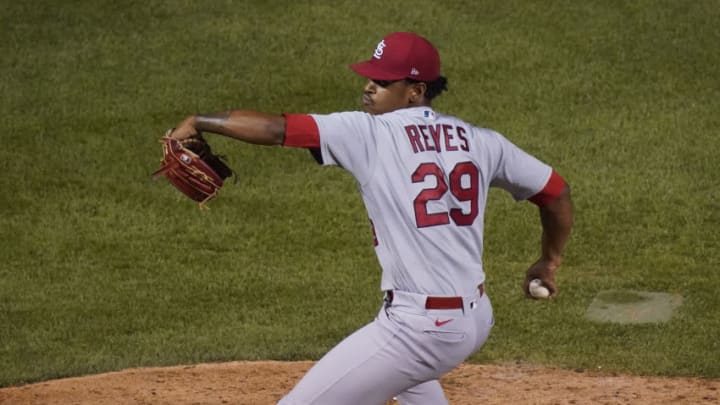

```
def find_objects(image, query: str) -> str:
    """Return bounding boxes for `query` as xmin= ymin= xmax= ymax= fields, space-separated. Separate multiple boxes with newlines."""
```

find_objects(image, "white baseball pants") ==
xmin=278 ymin=289 xmax=494 ymax=405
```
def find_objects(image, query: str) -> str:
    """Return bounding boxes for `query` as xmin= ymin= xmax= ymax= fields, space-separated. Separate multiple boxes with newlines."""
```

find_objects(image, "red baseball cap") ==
xmin=350 ymin=32 xmax=441 ymax=82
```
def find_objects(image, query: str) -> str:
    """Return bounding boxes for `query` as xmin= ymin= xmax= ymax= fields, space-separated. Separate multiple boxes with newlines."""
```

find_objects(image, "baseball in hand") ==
xmin=529 ymin=279 xmax=550 ymax=299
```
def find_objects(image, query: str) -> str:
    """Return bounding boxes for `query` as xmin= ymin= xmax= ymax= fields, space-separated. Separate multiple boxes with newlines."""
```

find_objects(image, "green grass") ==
xmin=2 ymin=0 xmax=719 ymax=386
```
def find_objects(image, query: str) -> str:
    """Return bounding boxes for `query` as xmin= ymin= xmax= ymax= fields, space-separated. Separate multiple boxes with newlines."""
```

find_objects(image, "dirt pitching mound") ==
xmin=1 ymin=361 xmax=718 ymax=404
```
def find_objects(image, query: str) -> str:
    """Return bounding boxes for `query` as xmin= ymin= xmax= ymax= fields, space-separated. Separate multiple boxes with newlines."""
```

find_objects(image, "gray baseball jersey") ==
xmin=287 ymin=106 xmax=552 ymax=296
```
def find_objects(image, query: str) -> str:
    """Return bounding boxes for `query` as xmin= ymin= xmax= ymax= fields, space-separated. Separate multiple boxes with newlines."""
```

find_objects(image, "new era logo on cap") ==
xmin=350 ymin=32 xmax=441 ymax=82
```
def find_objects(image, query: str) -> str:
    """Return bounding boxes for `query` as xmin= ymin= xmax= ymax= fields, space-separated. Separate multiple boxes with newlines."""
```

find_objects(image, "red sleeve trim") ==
xmin=529 ymin=170 xmax=566 ymax=206
xmin=282 ymin=113 xmax=320 ymax=148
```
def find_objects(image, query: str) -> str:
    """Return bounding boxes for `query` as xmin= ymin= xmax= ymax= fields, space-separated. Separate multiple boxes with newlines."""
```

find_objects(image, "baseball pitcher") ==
xmin=162 ymin=32 xmax=573 ymax=405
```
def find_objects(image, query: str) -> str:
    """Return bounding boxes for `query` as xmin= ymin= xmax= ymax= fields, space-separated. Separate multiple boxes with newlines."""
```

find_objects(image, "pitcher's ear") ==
xmin=408 ymin=81 xmax=427 ymax=103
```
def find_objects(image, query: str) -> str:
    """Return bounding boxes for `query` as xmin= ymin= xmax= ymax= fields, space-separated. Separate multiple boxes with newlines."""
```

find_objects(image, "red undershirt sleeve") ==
xmin=528 ymin=170 xmax=566 ymax=206
xmin=282 ymin=113 xmax=320 ymax=148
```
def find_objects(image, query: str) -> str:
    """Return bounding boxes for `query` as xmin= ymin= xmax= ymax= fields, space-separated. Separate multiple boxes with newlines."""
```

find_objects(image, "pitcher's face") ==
xmin=361 ymin=79 xmax=418 ymax=115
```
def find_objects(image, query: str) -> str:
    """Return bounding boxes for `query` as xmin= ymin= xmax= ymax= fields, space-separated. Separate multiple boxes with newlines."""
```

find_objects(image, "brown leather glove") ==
xmin=152 ymin=131 xmax=233 ymax=207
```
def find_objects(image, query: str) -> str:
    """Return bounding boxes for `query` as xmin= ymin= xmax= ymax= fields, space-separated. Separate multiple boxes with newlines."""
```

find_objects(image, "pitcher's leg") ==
xmin=395 ymin=380 xmax=448 ymax=405
xmin=279 ymin=294 xmax=494 ymax=405
xmin=279 ymin=309 xmax=411 ymax=405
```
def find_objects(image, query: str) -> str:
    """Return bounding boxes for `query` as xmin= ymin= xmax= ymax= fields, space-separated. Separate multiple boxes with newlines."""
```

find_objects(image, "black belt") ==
xmin=385 ymin=284 xmax=485 ymax=310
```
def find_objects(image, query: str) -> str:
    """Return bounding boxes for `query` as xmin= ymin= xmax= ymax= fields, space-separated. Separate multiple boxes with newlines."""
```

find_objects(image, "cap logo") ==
xmin=410 ymin=67 xmax=419 ymax=75
xmin=373 ymin=40 xmax=387 ymax=59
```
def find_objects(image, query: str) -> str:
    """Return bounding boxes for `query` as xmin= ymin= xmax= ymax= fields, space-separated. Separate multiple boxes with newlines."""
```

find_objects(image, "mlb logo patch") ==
xmin=423 ymin=110 xmax=436 ymax=120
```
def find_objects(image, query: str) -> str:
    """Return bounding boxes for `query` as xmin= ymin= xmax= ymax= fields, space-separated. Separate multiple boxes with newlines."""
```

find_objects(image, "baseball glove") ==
xmin=152 ymin=130 xmax=233 ymax=207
